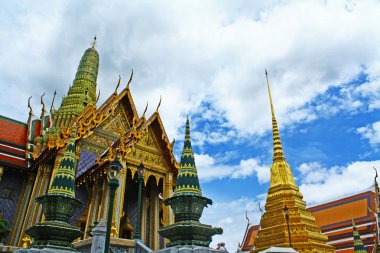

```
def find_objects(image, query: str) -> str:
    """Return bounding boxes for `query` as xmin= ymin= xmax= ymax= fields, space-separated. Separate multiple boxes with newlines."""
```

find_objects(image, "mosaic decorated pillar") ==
xmin=16 ymin=167 xmax=43 ymax=246
xmin=152 ymin=181 xmax=160 ymax=250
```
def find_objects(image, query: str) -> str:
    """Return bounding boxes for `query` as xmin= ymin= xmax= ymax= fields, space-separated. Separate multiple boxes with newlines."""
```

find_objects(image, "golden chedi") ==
xmin=253 ymin=70 xmax=335 ymax=253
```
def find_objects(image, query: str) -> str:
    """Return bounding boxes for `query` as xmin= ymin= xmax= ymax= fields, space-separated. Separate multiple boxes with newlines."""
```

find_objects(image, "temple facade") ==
xmin=0 ymin=39 xmax=178 ymax=250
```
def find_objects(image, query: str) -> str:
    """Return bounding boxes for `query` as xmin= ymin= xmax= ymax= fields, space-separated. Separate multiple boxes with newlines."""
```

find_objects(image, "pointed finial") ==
xmin=142 ymin=102 xmax=148 ymax=118
xmin=28 ymin=96 xmax=32 ymax=113
xmin=374 ymin=167 xmax=379 ymax=213
xmin=265 ymin=69 xmax=275 ymax=117
xmin=40 ymin=93 xmax=45 ymax=107
xmin=245 ymin=210 xmax=250 ymax=225
xmin=127 ymin=69 xmax=134 ymax=89
xmin=156 ymin=95 xmax=162 ymax=112
xmin=114 ymin=75 xmax=121 ymax=94
xmin=265 ymin=69 xmax=285 ymax=162
xmin=92 ymin=36 xmax=97 ymax=48
xmin=96 ymin=90 xmax=101 ymax=102
xmin=50 ymin=90 xmax=56 ymax=113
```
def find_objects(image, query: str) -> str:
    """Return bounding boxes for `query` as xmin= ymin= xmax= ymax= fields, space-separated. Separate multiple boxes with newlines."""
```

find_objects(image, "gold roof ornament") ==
xmin=156 ymin=95 xmax=162 ymax=113
xmin=252 ymin=70 xmax=335 ymax=253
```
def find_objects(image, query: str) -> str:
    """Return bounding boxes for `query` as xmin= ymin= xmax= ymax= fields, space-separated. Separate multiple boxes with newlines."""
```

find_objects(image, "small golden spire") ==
xmin=142 ymin=102 xmax=148 ymax=118
xmin=374 ymin=167 xmax=379 ymax=213
xmin=156 ymin=95 xmax=162 ymax=112
xmin=265 ymin=69 xmax=285 ymax=162
xmin=114 ymin=75 xmax=121 ymax=94
xmin=127 ymin=69 xmax=134 ymax=89
xmin=91 ymin=36 xmax=97 ymax=48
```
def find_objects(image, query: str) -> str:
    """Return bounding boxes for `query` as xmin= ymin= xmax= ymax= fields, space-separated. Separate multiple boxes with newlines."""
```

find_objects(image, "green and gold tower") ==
xmin=159 ymin=119 xmax=222 ymax=247
xmin=352 ymin=219 xmax=366 ymax=253
xmin=21 ymin=125 xmax=83 ymax=251
xmin=52 ymin=38 xmax=99 ymax=127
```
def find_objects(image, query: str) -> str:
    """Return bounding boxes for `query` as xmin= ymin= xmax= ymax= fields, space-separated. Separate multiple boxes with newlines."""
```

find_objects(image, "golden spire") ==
xmin=265 ymin=69 xmax=285 ymax=162
xmin=253 ymin=70 xmax=334 ymax=253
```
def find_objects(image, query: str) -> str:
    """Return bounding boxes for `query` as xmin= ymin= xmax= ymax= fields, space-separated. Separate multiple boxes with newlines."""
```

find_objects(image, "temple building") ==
xmin=242 ymin=190 xmax=380 ymax=253
xmin=0 ymin=38 xmax=178 ymax=250
xmin=251 ymin=71 xmax=335 ymax=253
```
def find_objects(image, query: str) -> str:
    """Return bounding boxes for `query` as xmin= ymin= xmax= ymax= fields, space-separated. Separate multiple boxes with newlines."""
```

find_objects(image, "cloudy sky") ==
xmin=1 ymin=0 xmax=380 ymax=250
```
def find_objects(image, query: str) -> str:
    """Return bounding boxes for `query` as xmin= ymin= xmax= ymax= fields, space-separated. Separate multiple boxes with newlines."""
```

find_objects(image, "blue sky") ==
xmin=1 ymin=0 xmax=380 ymax=250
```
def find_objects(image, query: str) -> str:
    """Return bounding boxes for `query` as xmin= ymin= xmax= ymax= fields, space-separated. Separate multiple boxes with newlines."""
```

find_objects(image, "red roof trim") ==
xmin=0 ymin=115 xmax=27 ymax=126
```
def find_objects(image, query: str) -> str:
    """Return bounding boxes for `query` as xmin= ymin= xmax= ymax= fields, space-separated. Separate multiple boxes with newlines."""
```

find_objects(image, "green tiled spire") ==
xmin=159 ymin=118 xmax=223 ymax=247
xmin=53 ymin=38 xmax=99 ymax=127
xmin=352 ymin=219 xmax=367 ymax=253
xmin=174 ymin=118 xmax=202 ymax=196
xmin=48 ymin=125 xmax=78 ymax=198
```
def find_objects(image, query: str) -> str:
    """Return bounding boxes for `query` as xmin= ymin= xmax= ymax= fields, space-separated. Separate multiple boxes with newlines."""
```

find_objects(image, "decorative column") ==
xmin=49 ymin=149 xmax=65 ymax=188
xmin=9 ymin=173 xmax=35 ymax=245
xmin=0 ymin=166 xmax=4 ymax=182
xmin=115 ymin=166 xmax=128 ymax=236
xmin=163 ymin=173 xmax=173 ymax=224
xmin=35 ymin=165 xmax=53 ymax=223
xmin=84 ymin=179 xmax=98 ymax=239
xmin=134 ymin=162 xmax=145 ymax=240
xmin=17 ymin=167 xmax=43 ymax=246
xmin=152 ymin=182 xmax=160 ymax=250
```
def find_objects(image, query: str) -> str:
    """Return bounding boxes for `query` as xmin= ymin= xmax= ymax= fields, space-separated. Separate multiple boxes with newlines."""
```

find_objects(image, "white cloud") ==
xmin=298 ymin=160 xmax=380 ymax=205
xmin=357 ymin=121 xmax=380 ymax=146
xmin=195 ymin=154 xmax=270 ymax=183
xmin=1 ymin=1 xmax=380 ymax=140
xmin=202 ymin=159 xmax=380 ymax=251
xmin=201 ymin=196 xmax=264 ymax=251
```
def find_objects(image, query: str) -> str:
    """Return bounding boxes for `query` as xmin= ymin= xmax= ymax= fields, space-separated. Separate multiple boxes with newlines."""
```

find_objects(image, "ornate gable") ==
xmin=126 ymin=127 xmax=168 ymax=171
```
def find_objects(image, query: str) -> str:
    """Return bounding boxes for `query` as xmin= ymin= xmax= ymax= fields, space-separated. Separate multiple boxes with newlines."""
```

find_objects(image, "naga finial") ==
xmin=96 ymin=90 xmax=101 ymax=102
xmin=259 ymin=202 xmax=264 ymax=214
xmin=245 ymin=210 xmax=250 ymax=226
xmin=142 ymin=102 xmax=148 ymax=118
xmin=28 ymin=96 xmax=32 ymax=114
xmin=156 ymin=95 xmax=162 ymax=112
xmin=50 ymin=90 xmax=56 ymax=113
xmin=127 ymin=69 xmax=134 ymax=90
xmin=92 ymin=35 xmax=97 ymax=48
xmin=114 ymin=75 xmax=121 ymax=94
xmin=40 ymin=93 xmax=46 ymax=112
